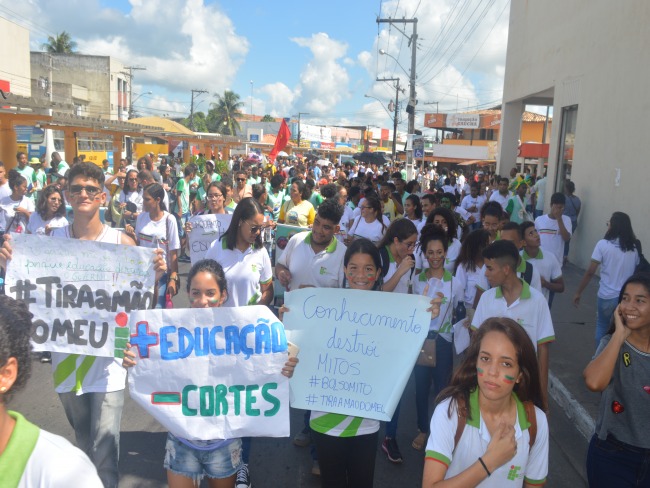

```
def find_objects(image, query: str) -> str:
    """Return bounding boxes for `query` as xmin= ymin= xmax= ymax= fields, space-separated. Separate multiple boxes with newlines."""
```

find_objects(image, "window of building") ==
xmin=555 ymin=105 xmax=578 ymax=190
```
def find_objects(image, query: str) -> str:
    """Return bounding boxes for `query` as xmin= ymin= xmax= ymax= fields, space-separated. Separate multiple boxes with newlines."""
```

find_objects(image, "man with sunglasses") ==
xmin=0 ymin=162 xmax=166 ymax=488
xmin=234 ymin=170 xmax=252 ymax=203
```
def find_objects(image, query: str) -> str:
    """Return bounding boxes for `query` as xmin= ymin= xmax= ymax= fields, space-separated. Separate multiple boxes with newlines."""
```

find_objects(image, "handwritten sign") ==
xmin=188 ymin=214 xmax=232 ymax=264
xmin=5 ymin=233 xmax=155 ymax=357
xmin=283 ymin=288 xmax=430 ymax=421
xmin=127 ymin=306 xmax=290 ymax=440
xmin=273 ymin=224 xmax=307 ymax=298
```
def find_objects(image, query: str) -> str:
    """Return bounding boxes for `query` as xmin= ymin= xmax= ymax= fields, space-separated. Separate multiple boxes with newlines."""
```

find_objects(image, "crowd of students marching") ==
xmin=0 ymin=152 xmax=648 ymax=488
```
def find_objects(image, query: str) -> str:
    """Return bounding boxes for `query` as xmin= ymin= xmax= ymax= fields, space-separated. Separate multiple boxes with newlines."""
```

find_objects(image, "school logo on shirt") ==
xmin=507 ymin=465 xmax=522 ymax=481
xmin=251 ymin=264 xmax=258 ymax=273
xmin=319 ymin=266 xmax=327 ymax=275
xmin=516 ymin=318 xmax=525 ymax=327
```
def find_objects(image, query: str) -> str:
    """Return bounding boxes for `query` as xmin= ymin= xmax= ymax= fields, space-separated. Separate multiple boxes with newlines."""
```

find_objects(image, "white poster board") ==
xmin=127 ymin=306 xmax=290 ymax=440
xmin=188 ymin=214 xmax=232 ymax=264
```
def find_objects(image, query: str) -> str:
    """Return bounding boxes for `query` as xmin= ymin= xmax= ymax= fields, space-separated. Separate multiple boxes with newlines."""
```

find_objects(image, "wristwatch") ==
xmin=169 ymin=274 xmax=180 ymax=285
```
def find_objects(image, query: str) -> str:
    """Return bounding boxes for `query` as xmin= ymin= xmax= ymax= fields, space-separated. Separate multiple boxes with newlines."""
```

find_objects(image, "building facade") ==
xmin=497 ymin=1 xmax=650 ymax=268
xmin=0 ymin=18 xmax=31 ymax=97
xmin=30 ymin=53 xmax=130 ymax=121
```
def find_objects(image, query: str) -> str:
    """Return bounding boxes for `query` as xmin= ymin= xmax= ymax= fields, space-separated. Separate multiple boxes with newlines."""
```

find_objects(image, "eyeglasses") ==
xmin=236 ymin=178 xmax=246 ymax=182
xmin=48 ymin=198 xmax=63 ymax=203
xmin=69 ymin=184 xmax=102 ymax=198
xmin=128 ymin=177 xmax=138 ymax=182
xmin=401 ymin=240 xmax=417 ymax=250
xmin=207 ymin=193 xmax=223 ymax=199
xmin=243 ymin=220 xmax=263 ymax=234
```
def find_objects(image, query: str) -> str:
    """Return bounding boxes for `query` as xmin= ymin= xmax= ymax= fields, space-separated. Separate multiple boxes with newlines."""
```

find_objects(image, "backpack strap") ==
xmin=453 ymin=398 xmax=469 ymax=451
xmin=379 ymin=245 xmax=390 ymax=278
xmin=523 ymin=261 xmax=534 ymax=287
xmin=523 ymin=400 xmax=537 ymax=449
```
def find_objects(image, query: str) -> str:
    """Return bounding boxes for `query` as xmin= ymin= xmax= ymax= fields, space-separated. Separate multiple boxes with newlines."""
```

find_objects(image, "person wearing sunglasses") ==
xmin=233 ymin=169 xmax=252 ymax=204
xmin=0 ymin=162 xmax=167 ymax=488
xmin=117 ymin=169 xmax=142 ymax=226
xmin=26 ymin=185 xmax=68 ymax=236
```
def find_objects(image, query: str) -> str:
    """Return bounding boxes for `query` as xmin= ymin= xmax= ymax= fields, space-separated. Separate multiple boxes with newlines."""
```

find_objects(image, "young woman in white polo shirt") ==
xmin=347 ymin=195 xmax=388 ymax=245
xmin=412 ymin=224 xmax=463 ymax=452
xmin=205 ymin=197 xmax=273 ymax=307
xmin=415 ymin=207 xmax=461 ymax=274
xmin=573 ymin=211 xmax=640 ymax=347
xmin=423 ymin=317 xmax=549 ymax=487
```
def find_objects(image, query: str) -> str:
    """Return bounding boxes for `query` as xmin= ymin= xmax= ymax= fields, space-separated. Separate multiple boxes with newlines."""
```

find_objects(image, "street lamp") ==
xmin=129 ymin=91 xmax=152 ymax=119
xmin=250 ymin=80 xmax=254 ymax=117
xmin=364 ymin=94 xmax=394 ymax=119
xmin=379 ymin=50 xmax=411 ymax=78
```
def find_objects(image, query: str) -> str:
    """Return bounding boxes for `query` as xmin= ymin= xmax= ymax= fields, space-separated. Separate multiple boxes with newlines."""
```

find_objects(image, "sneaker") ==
xmin=178 ymin=254 xmax=191 ymax=263
xmin=382 ymin=437 xmax=403 ymax=463
xmin=235 ymin=463 xmax=251 ymax=488
xmin=40 ymin=352 xmax=51 ymax=363
xmin=293 ymin=429 xmax=311 ymax=447
xmin=311 ymin=460 xmax=321 ymax=476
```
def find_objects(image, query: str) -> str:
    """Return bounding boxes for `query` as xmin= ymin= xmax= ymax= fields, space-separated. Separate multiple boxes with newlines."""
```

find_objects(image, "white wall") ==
xmin=500 ymin=0 xmax=650 ymax=268
xmin=0 ymin=18 xmax=31 ymax=97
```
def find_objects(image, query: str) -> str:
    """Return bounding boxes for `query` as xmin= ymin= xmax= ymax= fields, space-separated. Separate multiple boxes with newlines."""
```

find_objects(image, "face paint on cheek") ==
xmin=366 ymin=273 xmax=376 ymax=281
xmin=477 ymin=367 xmax=484 ymax=377
xmin=503 ymin=374 xmax=516 ymax=384
xmin=208 ymin=297 xmax=220 ymax=305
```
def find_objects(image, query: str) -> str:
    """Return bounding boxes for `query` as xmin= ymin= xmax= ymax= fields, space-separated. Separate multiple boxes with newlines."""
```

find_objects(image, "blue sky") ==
xmin=1 ymin=0 xmax=513 ymax=133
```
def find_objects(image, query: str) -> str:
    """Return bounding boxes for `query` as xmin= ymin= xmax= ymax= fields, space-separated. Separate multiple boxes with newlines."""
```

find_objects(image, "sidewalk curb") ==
xmin=549 ymin=370 xmax=595 ymax=440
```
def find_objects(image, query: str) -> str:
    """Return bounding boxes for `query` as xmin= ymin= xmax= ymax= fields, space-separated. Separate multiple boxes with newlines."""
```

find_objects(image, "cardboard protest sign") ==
xmin=283 ymin=288 xmax=431 ymax=421
xmin=188 ymin=214 xmax=232 ymax=264
xmin=127 ymin=306 xmax=290 ymax=440
xmin=273 ymin=223 xmax=307 ymax=298
xmin=5 ymin=233 xmax=155 ymax=357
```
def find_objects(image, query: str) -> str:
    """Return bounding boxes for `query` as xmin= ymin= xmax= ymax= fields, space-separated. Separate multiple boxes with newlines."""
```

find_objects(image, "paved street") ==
xmin=10 ymin=259 xmax=595 ymax=487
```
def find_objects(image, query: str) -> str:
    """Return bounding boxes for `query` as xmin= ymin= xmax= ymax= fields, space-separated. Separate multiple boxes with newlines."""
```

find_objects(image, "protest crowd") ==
xmin=0 ymin=149 xmax=648 ymax=488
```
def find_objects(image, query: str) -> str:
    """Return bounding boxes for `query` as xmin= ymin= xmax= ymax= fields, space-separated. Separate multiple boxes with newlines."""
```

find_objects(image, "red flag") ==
xmin=269 ymin=119 xmax=291 ymax=162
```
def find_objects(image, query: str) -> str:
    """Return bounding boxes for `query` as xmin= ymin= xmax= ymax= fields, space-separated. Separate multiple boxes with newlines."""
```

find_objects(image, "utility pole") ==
xmin=295 ymin=112 xmax=309 ymax=150
xmin=189 ymin=89 xmax=208 ymax=131
xmin=376 ymin=17 xmax=418 ymax=178
xmin=125 ymin=66 xmax=146 ymax=119
xmin=377 ymin=77 xmax=403 ymax=162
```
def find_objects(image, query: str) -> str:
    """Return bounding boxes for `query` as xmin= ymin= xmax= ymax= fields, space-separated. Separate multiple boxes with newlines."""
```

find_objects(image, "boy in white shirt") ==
xmin=521 ymin=221 xmax=564 ymax=304
xmin=471 ymin=240 xmax=554 ymax=411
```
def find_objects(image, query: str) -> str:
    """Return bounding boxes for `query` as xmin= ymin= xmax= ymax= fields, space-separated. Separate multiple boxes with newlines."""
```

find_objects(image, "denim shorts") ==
xmin=163 ymin=434 xmax=242 ymax=481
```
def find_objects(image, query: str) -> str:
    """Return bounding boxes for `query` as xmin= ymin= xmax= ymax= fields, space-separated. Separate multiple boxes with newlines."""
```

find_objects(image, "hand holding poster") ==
xmin=126 ymin=306 xmax=290 ymax=440
xmin=5 ymin=233 xmax=155 ymax=357
xmin=273 ymin=223 xmax=307 ymax=298
xmin=283 ymin=288 xmax=431 ymax=421
xmin=188 ymin=214 xmax=232 ymax=264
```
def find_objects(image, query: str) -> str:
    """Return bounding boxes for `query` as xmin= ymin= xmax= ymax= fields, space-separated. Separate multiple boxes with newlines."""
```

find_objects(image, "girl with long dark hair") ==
xmin=422 ymin=317 xmax=548 ymax=487
xmin=26 ymin=185 xmax=68 ymax=235
xmin=573 ymin=211 xmax=640 ymax=346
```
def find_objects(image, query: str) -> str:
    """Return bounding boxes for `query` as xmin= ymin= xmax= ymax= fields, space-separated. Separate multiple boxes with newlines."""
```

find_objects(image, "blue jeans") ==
xmin=156 ymin=273 xmax=169 ymax=309
xmin=59 ymin=390 xmax=125 ymax=488
xmin=587 ymin=435 xmax=650 ymax=488
xmin=414 ymin=337 xmax=454 ymax=433
xmin=385 ymin=400 xmax=401 ymax=439
xmin=596 ymin=296 xmax=619 ymax=348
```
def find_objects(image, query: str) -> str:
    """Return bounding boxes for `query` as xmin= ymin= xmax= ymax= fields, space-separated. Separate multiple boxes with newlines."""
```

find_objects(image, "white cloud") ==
xmin=291 ymin=33 xmax=350 ymax=115
xmin=259 ymin=82 xmax=296 ymax=117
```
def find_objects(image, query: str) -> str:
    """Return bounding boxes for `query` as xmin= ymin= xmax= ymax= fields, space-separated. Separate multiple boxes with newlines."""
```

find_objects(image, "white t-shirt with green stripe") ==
xmin=310 ymin=411 xmax=379 ymax=437
xmin=50 ymin=225 xmax=127 ymax=394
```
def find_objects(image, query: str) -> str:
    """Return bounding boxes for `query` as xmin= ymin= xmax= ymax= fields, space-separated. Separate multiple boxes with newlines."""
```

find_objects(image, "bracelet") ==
xmin=478 ymin=457 xmax=491 ymax=477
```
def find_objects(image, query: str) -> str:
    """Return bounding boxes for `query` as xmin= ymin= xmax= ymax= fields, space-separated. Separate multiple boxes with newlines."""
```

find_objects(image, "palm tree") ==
xmin=42 ymin=31 xmax=77 ymax=53
xmin=209 ymin=90 xmax=244 ymax=136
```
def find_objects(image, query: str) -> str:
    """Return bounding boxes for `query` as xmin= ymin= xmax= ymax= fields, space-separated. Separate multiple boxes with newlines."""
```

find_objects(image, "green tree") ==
xmin=181 ymin=111 xmax=208 ymax=132
xmin=261 ymin=114 xmax=275 ymax=122
xmin=208 ymin=90 xmax=243 ymax=135
xmin=42 ymin=31 xmax=77 ymax=53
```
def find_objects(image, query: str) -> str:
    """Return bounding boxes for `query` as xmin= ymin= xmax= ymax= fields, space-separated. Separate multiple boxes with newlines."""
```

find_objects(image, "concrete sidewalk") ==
xmin=547 ymin=261 xmax=602 ymax=436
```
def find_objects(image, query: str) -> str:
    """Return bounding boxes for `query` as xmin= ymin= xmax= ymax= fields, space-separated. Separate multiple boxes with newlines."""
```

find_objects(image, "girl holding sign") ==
xmin=422 ymin=317 xmax=548 ymax=487
xmin=298 ymin=239 xmax=442 ymax=487
xmin=123 ymin=259 xmax=298 ymax=488
xmin=411 ymin=224 xmax=463 ymax=452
